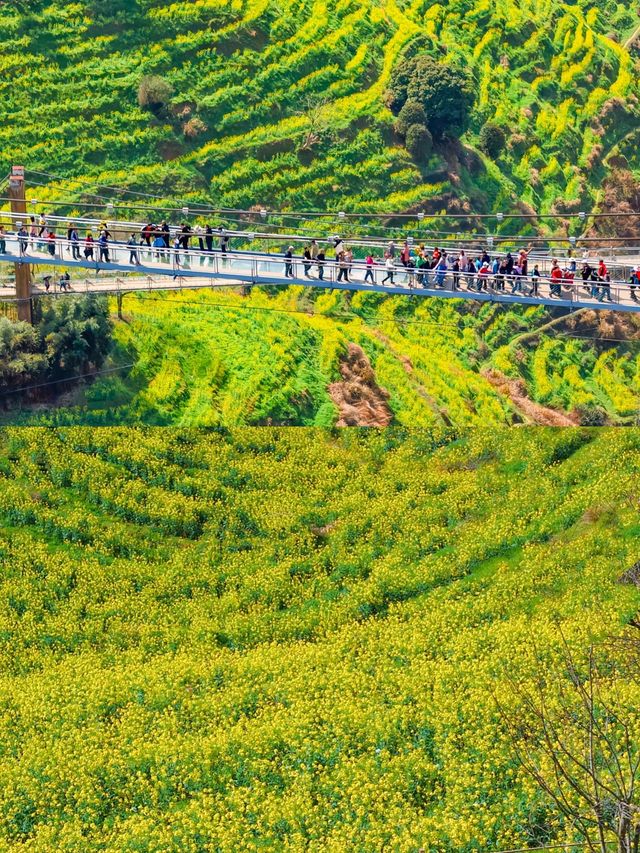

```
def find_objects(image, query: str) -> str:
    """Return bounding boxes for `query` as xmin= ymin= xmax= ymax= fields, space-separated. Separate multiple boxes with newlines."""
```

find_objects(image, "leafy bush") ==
xmin=183 ymin=117 xmax=208 ymax=138
xmin=138 ymin=75 xmax=173 ymax=114
xmin=479 ymin=122 xmax=507 ymax=158
xmin=387 ymin=55 xmax=474 ymax=138
xmin=405 ymin=123 xmax=433 ymax=163
xmin=406 ymin=57 xmax=475 ymax=138
xmin=0 ymin=318 xmax=47 ymax=390
xmin=395 ymin=100 xmax=427 ymax=136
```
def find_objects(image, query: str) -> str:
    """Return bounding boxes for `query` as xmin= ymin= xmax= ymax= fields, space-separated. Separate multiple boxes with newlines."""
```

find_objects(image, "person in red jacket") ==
xmin=597 ymin=258 xmax=613 ymax=303
xmin=549 ymin=258 xmax=563 ymax=297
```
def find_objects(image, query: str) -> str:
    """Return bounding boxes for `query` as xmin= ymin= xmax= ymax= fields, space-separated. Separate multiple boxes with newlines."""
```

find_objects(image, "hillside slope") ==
xmin=1 ymin=0 xmax=639 ymax=218
xmin=6 ymin=289 xmax=640 ymax=427
xmin=0 ymin=427 xmax=639 ymax=850
xmin=2 ymin=0 xmax=640 ymax=425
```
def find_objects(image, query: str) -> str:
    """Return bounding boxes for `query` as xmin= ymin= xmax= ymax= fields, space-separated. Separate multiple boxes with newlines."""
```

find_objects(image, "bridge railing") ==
xmin=3 ymin=215 xmax=640 ymax=278
xmin=1 ymin=235 xmax=639 ymax=307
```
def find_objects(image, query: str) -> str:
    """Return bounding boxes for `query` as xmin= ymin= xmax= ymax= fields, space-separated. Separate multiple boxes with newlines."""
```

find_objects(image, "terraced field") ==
xmin=1 ymin=0 xmax=640 ymax=423
xmin=1 ymin=0 xmax=638 ymax=223
xmin=0 ymin=427 xmax=639 ymax=851
xmin=7 ymin=288 xmax=640 ymax=427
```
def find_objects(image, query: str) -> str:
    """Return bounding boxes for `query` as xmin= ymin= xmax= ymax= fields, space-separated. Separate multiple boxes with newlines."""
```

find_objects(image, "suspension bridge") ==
xmin=2 ymin=167 xmax=640 ymax=322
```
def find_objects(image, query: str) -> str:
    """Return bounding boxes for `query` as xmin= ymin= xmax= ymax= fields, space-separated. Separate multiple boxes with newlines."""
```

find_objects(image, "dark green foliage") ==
xmin=0 ymin=296 xmax=113 ymax=395
xmin=395 ymin=100 xmax=427 ymax=136
xmin=406 ymin=57 xmax=475 ymax=138
xmin=0 ymin=319 xmax=47 ymax=390
xmin=85 ymin=0 xmax=138 ymax=19
xmin=37 ymin=295 xmax=113 ymax=381
xmin=387 ymin=54 xmax=475 ymax=139
xmin=386 ymin=57 xmax=419 ymax=113
xmin=405 ymin=123 xmax=433 ymax=163
xmin=479 ymin=123 xmax=507 ymax=158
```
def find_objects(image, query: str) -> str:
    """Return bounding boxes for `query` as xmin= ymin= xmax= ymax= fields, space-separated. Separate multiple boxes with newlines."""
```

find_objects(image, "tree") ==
xmin=496 ymin=634 xmax=640 ymax=853
xmin=406 ymin=57 xmax=474 ymax=138
xmin=479 ymin=122 xmax=507 ymax=158
xmin=0 ymin=318 xmax=47 ymax=391
xmin=138 ymin=75 xmax=173 ymax=115
xmin=38 ymin=295 xmax=112 ymax=380
xmin=405 ymin=124 xmax=433 ymax=164
xmin=395 ymin=100 xmax=427 ymax=136
xmin=386 ymin=56 xmax=419 ymax=113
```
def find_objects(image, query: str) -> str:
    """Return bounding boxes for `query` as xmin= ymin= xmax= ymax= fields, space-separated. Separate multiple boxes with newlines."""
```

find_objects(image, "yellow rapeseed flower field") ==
xmin=0 ymin=428 xmax=638 ymax=851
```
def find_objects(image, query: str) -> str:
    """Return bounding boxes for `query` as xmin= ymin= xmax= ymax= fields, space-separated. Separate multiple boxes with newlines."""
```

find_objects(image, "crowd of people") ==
xmin=285 ymin=238 xmax=640 ymax=303
xmin=0 ymin=216 xmax=232 ymax=269
xmin=2 ymin=217 xmax=640 ymax=302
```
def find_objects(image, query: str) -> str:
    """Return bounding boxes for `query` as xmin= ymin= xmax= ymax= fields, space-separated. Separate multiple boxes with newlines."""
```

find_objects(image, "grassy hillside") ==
xmin=1 ymin=0 xmax=640 ymax=424
xmin=6 ymin=289 xmax=640 ymax=427
xmin=0 ymin=427 xmax=639 ymax=850
xmin=1 ymin=0 xmax=638 ymax=222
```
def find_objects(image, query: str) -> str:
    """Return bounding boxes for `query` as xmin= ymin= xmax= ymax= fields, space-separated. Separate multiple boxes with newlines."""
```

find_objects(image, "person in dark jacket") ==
xmin=284 ymin=246 xmax=294 ymax=278
xmin=303 ymin=245 xmax=312 ymax=278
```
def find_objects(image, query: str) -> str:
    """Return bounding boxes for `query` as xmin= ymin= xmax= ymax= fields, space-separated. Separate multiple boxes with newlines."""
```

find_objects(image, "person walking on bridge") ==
xmin=284 ymin=246 xmax=294 ymax=278
xmin=219 ymin=230 xmax=230 ymax=265
xmin=47 ymin=229 xmax=56 ymax=258
xmin=84 ymin=232 xmax=94 ymax=261
xmin=128 ymin=233 xmax=140 ymax=266
xmin=596 ymin=258 xmax=613 ymax=303
xmin=172 ymin=235 xmax=182 ymax=279
xmin=303 ymin=245 xmax=312 ymax=278
xmin=381 ymin=254 xmax=395 ymax=285
xmin=316 ymin=248 xmax=325 ymax=280
xmin=98 ymin=231 xmax=110 ymax=264
xmin=549 ymin=258 xmax=563 ymax=297
xmin=417 ymin=251 xmax=430 ymax=287
xmin=141 ymin=222 xmax=153 ymax=251
xmin=70 ymin=226 xmax=81 ymax=260
xmin=153 ymin=233 xmax=165 ymax=262
xmin=37 ymin=214 xmax=47 ymax=251
xmin=337 ymin=251 xmax=349 ymax=283
xmin=0 ymin=225 xmax=6 ymax=255
xmin=195 ymin=226 xmax=205 ymax=263
xmin=434 ymin=254 xmax=448 ymax=287
xmin=364 ymin=253 xmax=375 ymax=284
xmin=17 ymin=224 xmax=28 ymax=257
xmin=630 ymin=266 xmax=640 ymax=300
xmin=29 ymin=216 xmax=38 ymax=250
xmin=204 ymin=224 xmax=213 ymax=254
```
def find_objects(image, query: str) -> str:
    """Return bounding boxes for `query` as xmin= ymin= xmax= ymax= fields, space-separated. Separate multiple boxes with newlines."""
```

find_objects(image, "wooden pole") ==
xmin=8 ymin=165 xmax=32 ymax=323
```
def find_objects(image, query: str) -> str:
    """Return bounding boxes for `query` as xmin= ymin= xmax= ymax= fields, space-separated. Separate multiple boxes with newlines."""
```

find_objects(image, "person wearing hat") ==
xmin=284 ymin=246 xmax=294 ymax=278
xmin=630 ymin=265 xmax=640 ymax=300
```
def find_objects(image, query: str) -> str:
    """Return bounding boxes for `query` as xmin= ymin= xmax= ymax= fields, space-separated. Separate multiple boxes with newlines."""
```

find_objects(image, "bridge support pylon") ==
xmin=9 ymin=166 xmax=32 ymax=324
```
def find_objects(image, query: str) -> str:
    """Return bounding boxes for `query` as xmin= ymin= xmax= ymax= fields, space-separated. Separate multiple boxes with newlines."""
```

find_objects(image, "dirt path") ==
xmin=328 ymin=343 xmax=393 ymax=427
xmin=483 ymin=368 xmax=578 ymax=426
xmin=624 ymin=21 xmax=640 ymax=48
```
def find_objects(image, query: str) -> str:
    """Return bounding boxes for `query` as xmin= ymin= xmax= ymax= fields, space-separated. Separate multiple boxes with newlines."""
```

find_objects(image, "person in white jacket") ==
xmin=381 ymin=254 xmax=395 ymax=285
